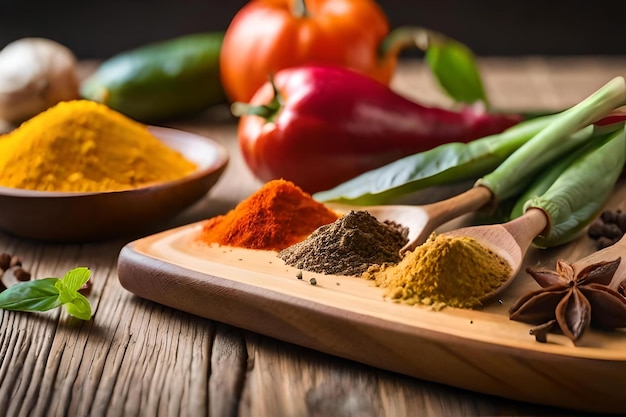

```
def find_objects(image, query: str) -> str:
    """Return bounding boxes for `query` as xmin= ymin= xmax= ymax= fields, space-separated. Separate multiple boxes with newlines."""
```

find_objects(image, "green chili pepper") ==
xmin=517 ymin=124 xmax=626 ymax=248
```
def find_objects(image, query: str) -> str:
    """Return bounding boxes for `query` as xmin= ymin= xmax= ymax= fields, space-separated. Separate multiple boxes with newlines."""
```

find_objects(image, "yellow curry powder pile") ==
xmin=198 ymin=179 xmax=339 ymax=251
xmin=363 ymin=233 xmax=512 ymax=309
xmin=0 ymin=100 xmax=196 ymax=192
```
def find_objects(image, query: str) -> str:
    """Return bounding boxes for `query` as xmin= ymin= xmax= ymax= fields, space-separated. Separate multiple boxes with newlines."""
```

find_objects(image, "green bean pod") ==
xmin=520 ymin=124 xmax=625 ymax=248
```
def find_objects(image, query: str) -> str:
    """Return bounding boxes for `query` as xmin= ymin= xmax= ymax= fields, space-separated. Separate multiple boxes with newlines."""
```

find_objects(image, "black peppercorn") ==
xmin=588 ymin=209 xmax=626 ymax=249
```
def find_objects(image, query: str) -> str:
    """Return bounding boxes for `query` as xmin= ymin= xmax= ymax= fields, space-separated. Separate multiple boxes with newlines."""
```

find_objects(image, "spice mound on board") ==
xmin=198 ymin=179 xmax=339 ymax=251
xmin=363 ymin=233 xmax=511 ymax=309
xmin=278 ymin=210 xmax=409 ymax=276
xmin=0 ymin=100 xmax=196 ymax=192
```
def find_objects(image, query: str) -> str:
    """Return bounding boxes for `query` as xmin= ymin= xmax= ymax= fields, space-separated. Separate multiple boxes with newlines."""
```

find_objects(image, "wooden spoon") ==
xmin=331 ymin=185 xmax=494 ymax=253
xmin=442 ymin=207 xmax=549 ymax=303
xmin=572 ymin=234 xmax=626 ymax=291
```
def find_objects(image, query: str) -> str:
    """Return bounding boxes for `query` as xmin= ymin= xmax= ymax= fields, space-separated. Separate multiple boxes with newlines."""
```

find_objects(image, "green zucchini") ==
xmin=80 ymin=32 xmax=225 ymax=122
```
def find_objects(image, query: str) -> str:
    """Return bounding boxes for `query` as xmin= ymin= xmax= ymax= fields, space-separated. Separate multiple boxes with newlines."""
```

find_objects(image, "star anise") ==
xmin=509 ymin=257 xmax=626 ymax=344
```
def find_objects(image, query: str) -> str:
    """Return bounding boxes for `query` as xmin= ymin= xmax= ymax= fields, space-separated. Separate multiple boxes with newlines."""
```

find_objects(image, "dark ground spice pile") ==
xmin=277 ymin=210 xmax=408 ymax=276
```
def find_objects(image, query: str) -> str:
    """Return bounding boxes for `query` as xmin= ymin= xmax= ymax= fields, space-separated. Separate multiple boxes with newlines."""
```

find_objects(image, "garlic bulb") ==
xmin=0 ymin=37 xmax=80 ymax=126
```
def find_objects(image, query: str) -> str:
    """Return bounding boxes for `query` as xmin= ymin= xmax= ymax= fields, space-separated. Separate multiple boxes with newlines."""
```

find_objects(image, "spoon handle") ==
xmin=404 ymin=185 xmax=493 ymax=250
xmin=501 ymin=208 xmax=549 ymax=256
xmin=422 ymin=185 xmax=492 ymax=228
xmin=572 ymin=234 xmax=626 ymax=289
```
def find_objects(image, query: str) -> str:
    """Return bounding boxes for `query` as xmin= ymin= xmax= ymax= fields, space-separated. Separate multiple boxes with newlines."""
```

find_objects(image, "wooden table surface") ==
xmin=2 ymin=57 xmax=626 ymax=417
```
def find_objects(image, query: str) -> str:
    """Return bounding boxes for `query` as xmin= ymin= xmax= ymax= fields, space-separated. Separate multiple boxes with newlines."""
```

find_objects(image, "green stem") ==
xmin=527 ymin=125 xmax=625 ymax=247
xmin=510 ymin=120 xmax=626 ymax=219
xmin=378 ymin=26 xmax=442 ymax=60
xmin=477 ymin=76 xmax=626 ymax=201
xmin=230 ymin=77 xmax=283 ymax=121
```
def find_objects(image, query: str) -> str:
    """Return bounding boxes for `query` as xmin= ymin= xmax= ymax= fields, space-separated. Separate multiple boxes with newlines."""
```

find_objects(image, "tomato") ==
xmin=220 ymin=0 xmax=396 ymax=103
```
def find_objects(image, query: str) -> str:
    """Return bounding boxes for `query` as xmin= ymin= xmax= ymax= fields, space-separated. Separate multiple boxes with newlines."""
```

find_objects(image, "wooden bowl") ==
xmin=0 ymin=126 xmax=229 ymax=242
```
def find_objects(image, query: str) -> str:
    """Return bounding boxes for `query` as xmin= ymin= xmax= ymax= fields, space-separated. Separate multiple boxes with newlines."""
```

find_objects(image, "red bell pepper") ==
xmin=236 ymin=65 xmax=523 ymax=194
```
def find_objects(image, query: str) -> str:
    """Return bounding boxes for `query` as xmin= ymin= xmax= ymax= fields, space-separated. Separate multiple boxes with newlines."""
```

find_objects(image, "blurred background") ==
xmin=0 ymin=0 xmax=623 ymax=59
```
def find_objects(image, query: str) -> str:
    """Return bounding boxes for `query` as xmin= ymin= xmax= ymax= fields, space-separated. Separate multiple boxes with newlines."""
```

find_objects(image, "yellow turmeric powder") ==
xmin=363 ymin=233 xmax=512 ymax=309
xmin=0 ymin=100 xmax=196 ymax=192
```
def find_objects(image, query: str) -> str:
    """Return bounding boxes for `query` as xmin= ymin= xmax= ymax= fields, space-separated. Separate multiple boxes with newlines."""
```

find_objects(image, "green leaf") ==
xmin=60 ymin=267 xmax=91 ymax=293
xmin=56 ymin=279 xmax=74 ymax=305
xmin=0 ymin=267 xmax=93 ymax=320
xmin=379 ymin=26 xmax=487 ymax=106
xmin=425 ymin=38 xmax=487 ymax=106
xmin=55 ymin=267 xmax=92 ymax=319
xmin=0 ymin=278 xmax=61 ymax=312
xmin=64 ymin=293 xmax=92 ymax=321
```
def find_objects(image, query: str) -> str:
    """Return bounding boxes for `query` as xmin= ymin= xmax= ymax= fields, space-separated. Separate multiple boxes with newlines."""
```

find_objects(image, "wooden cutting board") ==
xmin=117 ymin=185 xmax=626 ymax=415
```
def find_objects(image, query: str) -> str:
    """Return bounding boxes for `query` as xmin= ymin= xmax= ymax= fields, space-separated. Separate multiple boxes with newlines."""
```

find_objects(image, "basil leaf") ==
xmin=54 ymin=267 xmax=93 ymax=320
xmin=64 ymin=293 xmax=92 ymax=321
xmin=426 ymin=38 xmax=487 ymax=106
xmin=0 ymin=278 xmax=61 ymax=312
xmin=60 ymin=267 xmax=91 ymax=293
xmin=56 ymin=279 xmax=74 ymax=305
xmin=0 ymin=267 xmax=93 ymax=320
xmin=56 ymin=266 xmax=91 ymax=303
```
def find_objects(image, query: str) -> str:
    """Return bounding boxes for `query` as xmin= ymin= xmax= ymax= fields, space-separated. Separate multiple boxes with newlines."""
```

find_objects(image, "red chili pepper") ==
xmin=595 ymin=107 xmax=626 ymax=126
xmin=236 ymin=65 xmax=523 ymax=194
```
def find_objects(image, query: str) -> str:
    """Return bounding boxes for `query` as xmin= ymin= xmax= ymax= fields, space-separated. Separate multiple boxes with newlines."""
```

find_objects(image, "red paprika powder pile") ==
xmin=198 ymin=179 xmax=339 ymax=251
